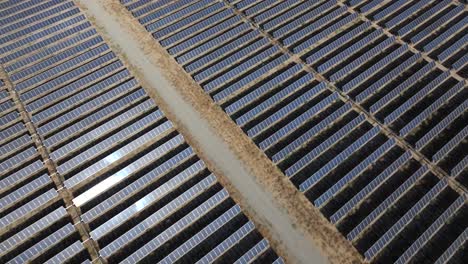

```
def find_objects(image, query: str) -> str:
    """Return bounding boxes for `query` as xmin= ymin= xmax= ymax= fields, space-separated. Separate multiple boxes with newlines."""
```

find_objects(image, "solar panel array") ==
xmin=122 ymin=0 xmax=468 ymax=262
xmin=0 ymin=1 xmax=282 ymax=263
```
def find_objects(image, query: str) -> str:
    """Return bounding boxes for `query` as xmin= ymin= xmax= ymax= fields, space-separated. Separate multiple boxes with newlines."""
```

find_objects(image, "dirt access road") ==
xmin=74 ymin=1 xmax=363 ymax=263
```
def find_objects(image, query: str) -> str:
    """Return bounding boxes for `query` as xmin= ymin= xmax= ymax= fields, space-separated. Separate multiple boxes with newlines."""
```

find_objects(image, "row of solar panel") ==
xmin=345 ymin=0 xmax=467 ymax=78
xmin=0 ymin=81 xmax=91 ymax=263
xmin=121 ymin=0 xmax=467 ymax=262
xmin=228 ymin=0 xmax=467 ymax=189
xmin=0 ymin=0 xmax=282 ymax=263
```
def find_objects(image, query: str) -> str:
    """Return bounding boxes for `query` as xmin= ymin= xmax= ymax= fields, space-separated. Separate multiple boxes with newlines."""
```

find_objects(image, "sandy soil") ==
xmin=75 ymin=1 xmax=364 ymax=263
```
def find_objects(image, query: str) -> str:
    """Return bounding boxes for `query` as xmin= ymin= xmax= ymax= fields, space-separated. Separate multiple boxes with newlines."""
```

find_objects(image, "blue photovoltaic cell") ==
xmin=244 ymin=0 xmax=279 ymax=16
xmin=14 ymin=44 xmax=110 ymax=91
xmin=373 ymin=0 xmax=406 ymax=21
xmin=196 ymin=221 xmax=256 ymax=263
xmin=433 ymin=126 xmax=467 ymax=162
xmin=272 ymin=103 xmax=352 ymax=163
xmin=270 ymin=1 xmax=336 ymax=38
xmin=101 ymin=176 xmax=218 ymax=258
xmin=203 ymin=46 xmax=280 ymax=93
xmin=247 ymin=82 xmax=326 ymax=138
xmin=5 ymin=28 xmax=98 ymax=73
xmin=283 ymin=6 xmax=349 ymax=47
xmin=32 ymin=70 xmax=132 ymax=124
xmin=213 ymin=54 xmax=290 ymax=102
xmin=410 ymin=6 xmax=463 ymax=44
xmin=178 ymin=24 xmax=254 ymax=66
xmin=36 ymin=79 xmax=139 ymax=135
xmin=150 ymin=2 xmax=224 ymax=37
xmin=434 ymin=228 xmax=468 ymax=264
xmin=253 ymin=0 xmax=302 ymax=24
xmin=399 ymin=81 xmax=464 ymax=137
xmin=300 ymin=126 xmax=381 ymax=192
xmin=42 ymin=88 xmax=145 ymax=147
xmin=0 ymin=8 xmax=81 ymax=46
xmin=168 ymin=15 xmax=242 ymax=55
xmin=330 ymin=152 xmax=411 ymax=224
xmin=396 ymin=0 xmax=451 ymax=36
xmin=62 ymin=122 xmax=176 ymax=188
xmin=450 ymin=155 xmax=467 ymax=177
xmin=137 ymin=0 xmax=194 ymax=24
xmin=159 ymin=9 xmax=234 ymax=47
xmin=341 ymin=45 xmax=408 ymax=93
xmin=0 ymin=207 xmax=67 ymax=253
xmin=364 ymin=180 xmax=448 ymax=260
xmin=329 ymin=37 xmax=395 ymax=82
xmin=159 ymin=205 xmax=242 ymax=264
xmin=0 ymin=14 xmax=86 ymax=54
xmin=234 ymin=239 xmax=270 ymax=264
xmin=10 ymin=36 xmax=104 ymax=82
xmin=225 ymin=64 xmax=303 ymax=115
xmin=292 ymin=13 xmax=358 ymax=54
xmin=314 ymin=139 xmax=395 ymax=207
xmin=285 ymin=115 xmax=366 ymax=177
xmin=423 ymin=16 xmax=467 ymax=52
xmin=45 ymin=240 xmax=86 ymax=264
xmin=385 ymin=0 xmax=433 ymax=29
xmin=0 ymin=1 xmax=75 ymax=36
xmin=72 ymin=133 xmax=184 ymax=206
xmin=415 ymin=100 xmax=467 ymax=150
xmin=396 ymin=196 xmax=464 ymax=264
xmin=0 ymin=160 xmax=44 ymax=190
xmin=438 ymin=34 xmax=468 ymax=62
xmin=384 ymin=72 xmax=450 ymax=125
xmin=193 ymin=38 xmax=270 ymax=82
xmin=346 ymin=166 xmax=428 ymax=241
xmin=306 ymin=22 xmax=371 ymax=64
xmin=259 ymin=93 xmax=339 ymax=150
xmin=0 ymin=189 xmax=57 ymax=229
xmin=355 ymin=53 xmax=421 ymax=102
xmin=25 ymin=61 xmax=124 ymax=112
xmin=148 ymin=0 xmax=217 ymax=33
xmin=50 ymin=100 xmax=154 ymax=161
xmin=369 ymin=62 xmax=435 ymax=113
xmin=81 ymin=154 xmax=203 ymax=223
xmin=452 ymin=54 xmax=468 ymax=70
xmin=19 ymin=52 xmax=117 ymax=102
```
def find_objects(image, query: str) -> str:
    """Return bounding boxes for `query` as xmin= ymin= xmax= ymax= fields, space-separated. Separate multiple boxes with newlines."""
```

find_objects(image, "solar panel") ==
xmin=213 ymin=54 xmax=290 ymax=102
xmin=364 ymin=180 xmax=448 ymax=260
xmin=314 ymin=138 xmax=395 ymax=207
xmin=384 ymin=72 xmax=450 ymax=125
xmin=300 ymin=126 xmax=381 ymax=192
xmin=410 ymin=6 xmax=463 ymax=44
xmin=285 ymin=114 xmax=366 ymax=177
xmin=148 ymin=0 xmax=219 ymax=34
xmin=272 ymin=103 xmax=352 ymax=163
xmin=247 ymin=82 xmax=326 ymax=138
xmin=399 ymin=81 xmax=464 ymax=137
xmin=330 ymin=152 xmax=411 ymax=224
xmin=369 ymin=62 xmax=435 ymax=113
xmin=415 ymin=99 xmax=467 ymax=150
xmin=395 ymin=196 xmax=465 ymax=264
xmin=434 ymin=228 xmax=468 ymax=264
xmin=396 ymin=0 xmax=451 ymax=36
xmin=196 ymin=221 xmax=256 ymax=263
xmin=159 ymin=205 xmax=242 ymax=264
xmin=259 ymin=93 xmax=339 ymax=150
xmin=235 ymin=74 xmax=311 ymax=126
xmin=346 ymin=166 xmax=428 ymax=241
xmin=178 ymin=25 xmax=254 ymax=66
xmin=121 ymin=189 xmax=230 ymax=263
xmin=234 ymin=239 xmax=270 ymax=263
